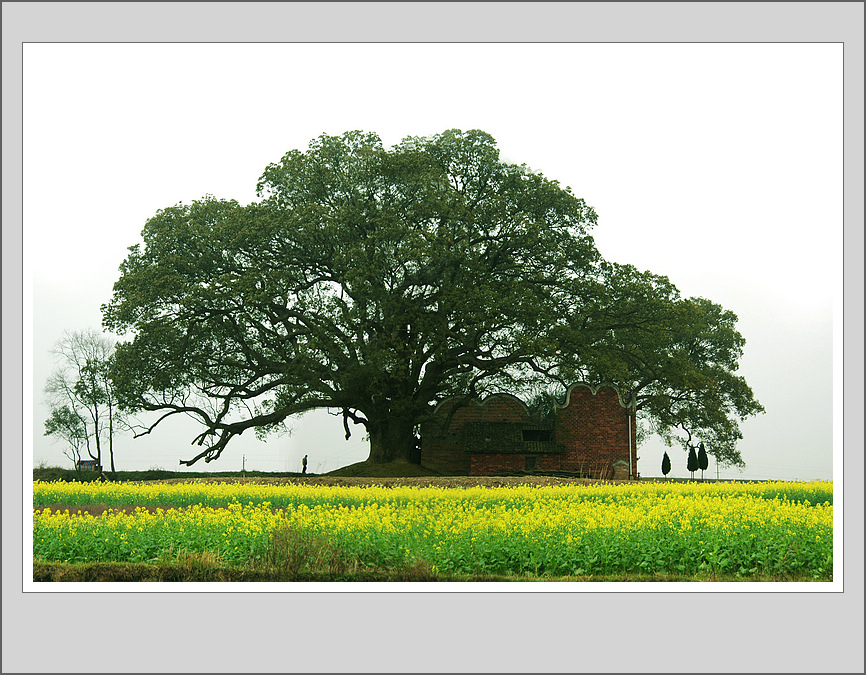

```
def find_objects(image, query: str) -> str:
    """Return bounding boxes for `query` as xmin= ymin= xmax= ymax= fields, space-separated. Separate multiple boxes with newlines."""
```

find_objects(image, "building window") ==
xmin=525 ymin=455 xmax=537 ymax=471
xmin=522 ymin=429 xmax=552 ymax=442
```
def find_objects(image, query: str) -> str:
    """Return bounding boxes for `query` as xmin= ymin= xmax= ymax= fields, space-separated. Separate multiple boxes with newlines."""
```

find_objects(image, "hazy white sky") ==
xmin=25 ymin=42 xmax=842 ymax=479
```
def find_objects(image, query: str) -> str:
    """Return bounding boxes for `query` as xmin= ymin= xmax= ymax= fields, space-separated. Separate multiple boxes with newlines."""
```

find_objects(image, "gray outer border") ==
xmin=3 ymin=3 xmax=863 ymax=674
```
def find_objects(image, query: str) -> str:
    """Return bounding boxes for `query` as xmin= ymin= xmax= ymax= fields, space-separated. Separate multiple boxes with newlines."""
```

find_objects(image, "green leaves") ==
xmin=44 ymin=405 xmax=87 ymax=444
xmin=548 ymin=260 xmax=764 ymax=468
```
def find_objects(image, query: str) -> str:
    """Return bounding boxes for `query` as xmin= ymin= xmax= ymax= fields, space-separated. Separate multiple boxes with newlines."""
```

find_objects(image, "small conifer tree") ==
xmin=697 ymin=442 xmax=709 ymax=480
xmin=661 ymin=451 xmax=671 ymax=479
xmin=687 ymin=444 xmax=699 ymax=479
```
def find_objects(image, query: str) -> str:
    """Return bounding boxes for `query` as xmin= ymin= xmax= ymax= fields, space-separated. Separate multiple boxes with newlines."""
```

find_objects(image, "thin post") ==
xmin=627 ymin=395 xmax=636 ymax=480
xmin=627 ymin=410 xmax=633 ymax=479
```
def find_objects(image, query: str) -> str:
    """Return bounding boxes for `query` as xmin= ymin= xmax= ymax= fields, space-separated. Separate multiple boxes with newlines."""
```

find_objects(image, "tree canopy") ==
xmin=102 ymin=129 xmax=763 ymax=467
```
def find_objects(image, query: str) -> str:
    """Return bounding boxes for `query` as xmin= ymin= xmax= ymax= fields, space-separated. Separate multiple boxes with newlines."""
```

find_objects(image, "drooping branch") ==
xmin=179 ymin=429 xmax=233 ymax=466
xmin=341 ymin=407 xmax=368 ymax=440
xmin=177 ymin=406 xmax=296 ymax=466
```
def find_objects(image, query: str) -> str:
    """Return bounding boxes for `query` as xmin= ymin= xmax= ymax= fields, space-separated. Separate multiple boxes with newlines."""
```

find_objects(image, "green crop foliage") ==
xmin=33 ymin=480 xmax=833 ymax=580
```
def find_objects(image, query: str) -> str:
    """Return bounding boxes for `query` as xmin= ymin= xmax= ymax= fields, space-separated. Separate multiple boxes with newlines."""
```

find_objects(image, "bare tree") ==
xmin=44 ymin=329 xmax=124 ymax=472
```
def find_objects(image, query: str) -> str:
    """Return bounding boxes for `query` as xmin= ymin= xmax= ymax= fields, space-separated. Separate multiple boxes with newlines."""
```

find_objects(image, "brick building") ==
xmin=420 ymin=383 xmax=637 ymax=478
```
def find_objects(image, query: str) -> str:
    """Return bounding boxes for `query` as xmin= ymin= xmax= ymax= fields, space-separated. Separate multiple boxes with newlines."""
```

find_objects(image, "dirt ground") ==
xmin=158 ymin=475 xmax=610 ymax=488
xmin=154 ymin=459 xmax=616 ymax=488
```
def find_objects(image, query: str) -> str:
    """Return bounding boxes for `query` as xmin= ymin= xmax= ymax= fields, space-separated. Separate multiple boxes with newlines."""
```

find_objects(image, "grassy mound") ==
xmin=325 ymin=461 xmax=443 ymax=478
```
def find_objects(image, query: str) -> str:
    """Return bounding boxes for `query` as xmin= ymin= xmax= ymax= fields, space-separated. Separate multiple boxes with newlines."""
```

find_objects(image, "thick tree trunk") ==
xmin=366 ymin=417 xmax=416 ymax=463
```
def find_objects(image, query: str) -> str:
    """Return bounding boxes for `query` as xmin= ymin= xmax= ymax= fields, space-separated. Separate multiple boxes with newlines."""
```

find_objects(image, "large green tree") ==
xmin=102 ymin=129 xmax=762 ymax=467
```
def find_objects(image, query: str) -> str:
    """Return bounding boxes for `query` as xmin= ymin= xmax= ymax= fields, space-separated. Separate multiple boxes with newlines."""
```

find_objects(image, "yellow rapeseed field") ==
xmin=33 ymin=480 xmax=832 ymax=579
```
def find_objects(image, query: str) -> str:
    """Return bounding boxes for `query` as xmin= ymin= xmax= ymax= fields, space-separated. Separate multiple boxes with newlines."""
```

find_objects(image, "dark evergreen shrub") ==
xmin=687 ymin=445 xmax=699 ymax=478
xmin=661 ymin=451 xmax=671 ymax=478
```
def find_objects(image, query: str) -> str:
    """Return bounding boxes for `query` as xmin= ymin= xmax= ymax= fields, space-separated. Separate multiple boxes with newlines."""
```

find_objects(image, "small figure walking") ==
xmin=302 ymin=454 xmax=308 ymax=475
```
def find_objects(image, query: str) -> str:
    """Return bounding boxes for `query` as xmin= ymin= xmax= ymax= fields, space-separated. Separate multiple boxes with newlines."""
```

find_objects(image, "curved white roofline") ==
xmin=433 ymin=384 xmax=636 ymax=415
xmin=432 ymin=392 xmax=531 ymax=416
xmin=555 ymin=382 xmax=636 ymax=410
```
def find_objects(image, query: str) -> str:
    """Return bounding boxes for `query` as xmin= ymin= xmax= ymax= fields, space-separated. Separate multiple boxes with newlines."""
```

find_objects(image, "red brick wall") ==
xmin=422 ymin=385 xmax=637 ymax=478
xmin=555 ymin=384 xmax=637 ymax=479
xmin=420 ymin=395 xmax=530 ymax=474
